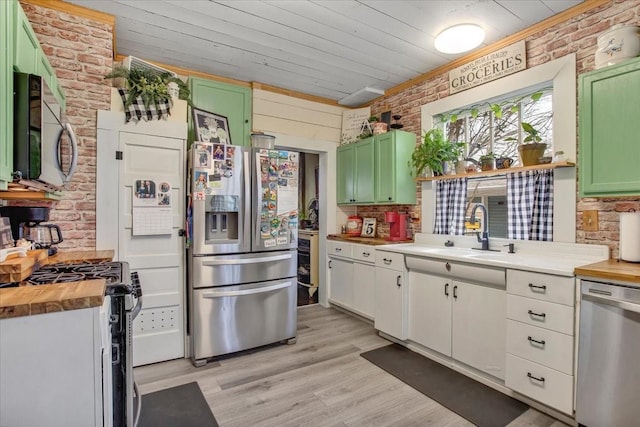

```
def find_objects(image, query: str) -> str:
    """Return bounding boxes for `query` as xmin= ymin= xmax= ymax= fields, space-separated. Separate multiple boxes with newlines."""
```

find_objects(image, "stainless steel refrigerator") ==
xmin=187 ymin=143 xmax=299 ymax=366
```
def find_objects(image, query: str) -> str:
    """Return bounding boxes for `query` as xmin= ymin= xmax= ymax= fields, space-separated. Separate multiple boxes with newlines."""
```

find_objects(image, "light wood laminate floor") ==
xmin=134 ymin=304 xmax=568 ymax=427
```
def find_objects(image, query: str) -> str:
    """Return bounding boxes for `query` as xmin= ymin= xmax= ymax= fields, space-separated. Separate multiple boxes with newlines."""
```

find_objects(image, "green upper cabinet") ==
xmin=189 ymin=77 xmax=252 ymax=147
xmin=375 ymin=131 xmax=417 ymax=204
xmin=12 ymin=0 xmax=65 ymax=110
xmin=337 ymin=137 xmax=375 ymax=204
xmin=579 ymin=57 xmax=640 ymax=197
xmin=337 ymin=131 xmax=417 ymax=206
xmin=0 ymin=0 xmax=15 ymax=190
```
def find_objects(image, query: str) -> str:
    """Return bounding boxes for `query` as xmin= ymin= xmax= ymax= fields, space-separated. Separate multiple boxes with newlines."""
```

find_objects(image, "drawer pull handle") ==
xmin=527 ymin=336 xmax=546 ymax=346
xmin=528 ymin=309 xmax=546 ymax=319
xmin=396 ymin=275 xmax=401 ymax=287
xmin=383 ymin=258 xmax=392 ymax=265
xmin=528 ymin=283 xmax=547 ymax=292
xmin=444 ymin=283 xmax=449 ymax=296
xmin=363 ymin=252 xmax=370 ymax=257
xmin=335 ymin=248 xmax=342 ymax=252
xmin=527 ymin=372 xmax=545 ymax=383
xmin=453 ymin=285 xmax=458 ymax=299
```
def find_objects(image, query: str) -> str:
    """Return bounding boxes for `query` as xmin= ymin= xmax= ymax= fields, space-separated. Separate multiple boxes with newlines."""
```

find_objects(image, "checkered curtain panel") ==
xmin=507 ymin=169 xmax=554 ymax=241
xmin=118 ymin=89 xmax=172 ymax=123
xmin=434 ymin=178 xmax=468 ymax=235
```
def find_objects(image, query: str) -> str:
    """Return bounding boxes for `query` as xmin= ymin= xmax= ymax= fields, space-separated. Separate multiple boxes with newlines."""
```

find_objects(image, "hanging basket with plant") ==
xmin=104 ymin=66 xmax=193 ymax=122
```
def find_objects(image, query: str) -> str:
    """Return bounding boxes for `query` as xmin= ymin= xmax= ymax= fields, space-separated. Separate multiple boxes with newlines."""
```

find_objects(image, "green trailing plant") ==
xmin=104 ymin=66 xmax=193 ymax=110
xmin=408 ymin=128 xmax=465 ymax=176
xmin=435 ymin=90 xmax=545 ymax=124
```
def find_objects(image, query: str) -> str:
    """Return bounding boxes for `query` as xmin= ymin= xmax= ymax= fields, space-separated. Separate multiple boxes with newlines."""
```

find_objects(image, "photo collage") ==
xmin=192 ymin=142 xmax=236 ymax=197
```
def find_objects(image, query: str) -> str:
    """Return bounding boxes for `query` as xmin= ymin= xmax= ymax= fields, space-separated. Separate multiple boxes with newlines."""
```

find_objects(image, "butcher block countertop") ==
xmin=327 ymin=234 xmax=413 ymax=246
xmin=0 ymin=279 xmax=106 ymax=319
xmin=46 ymin=250 xmax=115 ymax=265
xmin=575 ymin=259 xmax=640 ymax=284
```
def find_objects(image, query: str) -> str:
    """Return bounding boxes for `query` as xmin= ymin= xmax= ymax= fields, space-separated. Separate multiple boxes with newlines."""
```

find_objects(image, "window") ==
xmin=441 ymin=88 xmax=553 ymax=166
xmin=420 ymin=54 xmax=577 ymax=243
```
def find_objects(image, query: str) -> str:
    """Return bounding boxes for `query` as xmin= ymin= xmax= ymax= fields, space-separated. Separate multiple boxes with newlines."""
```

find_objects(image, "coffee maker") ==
xmin=385 ymin=211 xmax=408 ymax=241
xmin=0 ymin=206 xmax=63 ymax=255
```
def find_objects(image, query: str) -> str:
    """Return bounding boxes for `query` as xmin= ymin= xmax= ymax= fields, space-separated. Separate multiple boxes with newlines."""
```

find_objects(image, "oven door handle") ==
xmin=583 ymin=291 xmax=640 ymax=314
xmin=201 ymin=281 xmax=291 ymax=298
xmin=130 ymin=297 xmax=143 ymax=319
xmin=202 ymin=253 xmax=292 ymax=266
xmin=133 ymin=380 xmax=142 ymax=427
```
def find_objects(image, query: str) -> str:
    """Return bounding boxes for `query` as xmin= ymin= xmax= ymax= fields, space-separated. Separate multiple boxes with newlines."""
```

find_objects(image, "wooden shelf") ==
xmin=417 ymin=161 xmax=575 ymax=181
xmin=0 ymin=183 xmax=63 ymax=200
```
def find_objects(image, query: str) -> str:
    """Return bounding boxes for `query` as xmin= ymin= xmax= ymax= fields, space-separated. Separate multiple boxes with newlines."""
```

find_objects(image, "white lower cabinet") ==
xmin=0 ymin=299 xmax=112 ymax=427
xmin=374 ymin=250 xmax=408 ymax=339
xmin=505 ymin=269 xmax=576 ymax=415
xmin=408 ymin=269 xmax=506 ymax=379
xmin=327 ymin=241 xmax=375 ymax=319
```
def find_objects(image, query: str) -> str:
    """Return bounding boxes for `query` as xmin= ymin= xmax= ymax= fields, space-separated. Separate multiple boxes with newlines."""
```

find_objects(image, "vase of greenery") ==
xmin=104 ymin=66 xmax=193 ymax=111
xmin=516 ymin=122 xmax=548 ymax=166
xmin=409 ymin=128 xmax=465 ymax=177
xmin=479 ymin=152 xmax=497 ymax=171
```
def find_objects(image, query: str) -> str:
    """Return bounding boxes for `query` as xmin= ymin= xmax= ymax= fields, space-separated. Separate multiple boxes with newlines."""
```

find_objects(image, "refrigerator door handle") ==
xmin=202 ymin=253 xmax=292 ymax=266
xmin=201 ymin=281 xmax=291 ymax=298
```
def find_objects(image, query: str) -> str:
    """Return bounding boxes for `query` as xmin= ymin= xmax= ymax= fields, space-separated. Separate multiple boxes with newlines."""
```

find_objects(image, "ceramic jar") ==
xmin=595 ymin=24 xmax=640 ymax=69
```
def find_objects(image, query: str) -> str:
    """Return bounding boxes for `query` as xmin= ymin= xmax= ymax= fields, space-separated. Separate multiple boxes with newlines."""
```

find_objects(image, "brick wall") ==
xmin=19 ymin=2 xmax=113 ymax=250
xmin=370 ymin=0 xmax=640 ymax=257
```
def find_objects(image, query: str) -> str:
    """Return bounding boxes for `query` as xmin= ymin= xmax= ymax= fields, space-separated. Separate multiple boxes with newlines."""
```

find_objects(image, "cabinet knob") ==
xmin=445 ymin=262 xmax=451 ymax=272
xmin=388 ymin=197 xmax=392 ymax=201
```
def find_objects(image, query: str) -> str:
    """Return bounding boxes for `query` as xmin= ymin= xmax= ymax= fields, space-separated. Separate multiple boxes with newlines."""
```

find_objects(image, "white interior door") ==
xmin=96 ymin=111 xmax=187 ymax=367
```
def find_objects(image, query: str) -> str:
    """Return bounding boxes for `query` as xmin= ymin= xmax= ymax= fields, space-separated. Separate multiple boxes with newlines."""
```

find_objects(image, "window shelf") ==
xmin=417 ymin=161 xmax=575 ymax=182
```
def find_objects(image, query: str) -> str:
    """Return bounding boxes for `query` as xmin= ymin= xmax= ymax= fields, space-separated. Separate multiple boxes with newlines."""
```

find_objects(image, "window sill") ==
xmin=417 ymin=161 xmax=575 ymax=181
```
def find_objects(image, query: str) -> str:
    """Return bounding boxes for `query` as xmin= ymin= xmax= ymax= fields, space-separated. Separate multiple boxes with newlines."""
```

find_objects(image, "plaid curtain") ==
xmin=507 ymin=169 xmax=554 ymax=241
xmin=118 ymin=89 xmax=171 ymax=123
xmin=434 ymin=178 xmax=468 ymax=235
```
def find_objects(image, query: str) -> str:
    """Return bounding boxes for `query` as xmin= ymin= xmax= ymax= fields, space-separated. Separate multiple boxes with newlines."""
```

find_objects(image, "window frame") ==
xmin=420 ymin=54 xmax=577 ymax=243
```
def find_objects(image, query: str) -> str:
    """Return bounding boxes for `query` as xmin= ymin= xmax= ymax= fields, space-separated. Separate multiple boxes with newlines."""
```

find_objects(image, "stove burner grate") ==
xmin=26 ymin=262 xmax=126 ymax=286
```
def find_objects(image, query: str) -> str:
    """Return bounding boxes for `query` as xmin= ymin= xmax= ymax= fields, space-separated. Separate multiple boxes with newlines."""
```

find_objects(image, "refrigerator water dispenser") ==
xmin=205 ymin=195 xmax=240 ymax=242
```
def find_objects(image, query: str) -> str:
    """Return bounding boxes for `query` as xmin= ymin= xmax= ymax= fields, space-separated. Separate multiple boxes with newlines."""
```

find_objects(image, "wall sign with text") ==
xmin=449 ymin=41 xmax=526 ymax=94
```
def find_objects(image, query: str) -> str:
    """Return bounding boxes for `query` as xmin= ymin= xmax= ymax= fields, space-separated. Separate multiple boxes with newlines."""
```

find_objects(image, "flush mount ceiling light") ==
xmin=435 ymin=24 xmax=485 ymax=54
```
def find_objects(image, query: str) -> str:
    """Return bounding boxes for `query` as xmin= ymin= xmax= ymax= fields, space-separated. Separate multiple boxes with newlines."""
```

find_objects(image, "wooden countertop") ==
xmin=327 ymin=234 xmax=413 ymax=246
xmin=575 ymin=259 xmax=640 ymax=284
xmin=0 ymin=250 xmax=48 ymax=283
xmin=0 ymin=279 xmax=106 ymax=319
xmin=46 ymin=250 xmax=115 ymax=265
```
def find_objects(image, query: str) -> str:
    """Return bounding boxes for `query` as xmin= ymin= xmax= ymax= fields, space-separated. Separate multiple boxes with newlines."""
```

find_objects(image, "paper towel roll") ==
xmin=620 ymin=212 xmax=640 ymax=262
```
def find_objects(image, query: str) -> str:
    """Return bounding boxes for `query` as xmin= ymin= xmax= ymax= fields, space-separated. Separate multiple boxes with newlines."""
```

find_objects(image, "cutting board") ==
xmin=0 ymin=250 xmax=48 ymax=283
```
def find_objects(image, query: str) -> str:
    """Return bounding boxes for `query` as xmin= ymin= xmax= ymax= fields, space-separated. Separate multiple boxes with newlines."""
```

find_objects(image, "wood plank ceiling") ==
xmin=64 ymin=0 xmax=583 ymax=104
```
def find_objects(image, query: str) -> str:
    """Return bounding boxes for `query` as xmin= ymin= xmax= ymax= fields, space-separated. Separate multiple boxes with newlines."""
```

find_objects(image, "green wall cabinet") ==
xmin=579 ymin=57 xmax=640 ymax=197
xmin=189 ymin=77 xmax=252 ymax=147
xmin=0 ymin=0 xmax=14 ymax=190
xmin=337 ymin=137 xmax=375 ymax=204
xmin=337 ymin=130 xmax=417 ymax=206
xmin=12 ymin=0 xmax=65 ymax=109
xmin=375 ymin=131 xmax=417 ymax=204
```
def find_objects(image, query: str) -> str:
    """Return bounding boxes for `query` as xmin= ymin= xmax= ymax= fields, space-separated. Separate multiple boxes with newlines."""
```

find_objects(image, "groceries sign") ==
xmin=449 ymin=41 xmax=526 ymax=94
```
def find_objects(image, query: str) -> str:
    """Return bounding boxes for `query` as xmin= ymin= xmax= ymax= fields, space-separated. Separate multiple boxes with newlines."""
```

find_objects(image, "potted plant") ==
xmin=104 ymin=66 xmax=193 ymax=111
xmin=479 ymin=152 xmax=497 ymax=171
xmin=408 ymin=128 xmax=465 ymax=177
xmin=517 ymin=122 xmax=548 ymax=166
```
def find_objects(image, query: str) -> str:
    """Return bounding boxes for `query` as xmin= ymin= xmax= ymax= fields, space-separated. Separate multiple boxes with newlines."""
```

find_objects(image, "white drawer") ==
xmin=507 ymin=294 xmax=574 ymax=335
xmin=327 ymin=241 xmax=352 ymax=259
xmin=507 ymin=270 xmax=575 ymax=306
xmin=405 ymin=256 xmax=505 ymax=287
xmin=376 ymin=250 xmax=405 ymax=271
xmin=506 ymin=320 xmax=574 ymax=375
xmin=352 ymin=244 xmax=376 ymax=264
xmin=506 ymin=354 xmax=573 ymax=415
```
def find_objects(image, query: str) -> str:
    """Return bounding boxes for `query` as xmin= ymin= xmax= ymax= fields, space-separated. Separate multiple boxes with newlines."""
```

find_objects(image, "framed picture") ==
xmin=361 ymin=218 xmax=377 ymax=237
xmin=192 ymin=107 xmax=232 ymax=145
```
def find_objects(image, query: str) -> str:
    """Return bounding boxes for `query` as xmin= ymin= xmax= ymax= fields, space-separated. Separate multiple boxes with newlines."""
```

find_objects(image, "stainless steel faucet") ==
xmin=470 ymin=203 xmax=490 ymax=250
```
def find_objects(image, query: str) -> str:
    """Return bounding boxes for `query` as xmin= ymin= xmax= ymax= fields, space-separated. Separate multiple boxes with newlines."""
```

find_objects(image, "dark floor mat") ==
xmin=139 ymin=381 xmax=219 ymax=427
xmin=361 ymin=344 xmax=528 ymax=427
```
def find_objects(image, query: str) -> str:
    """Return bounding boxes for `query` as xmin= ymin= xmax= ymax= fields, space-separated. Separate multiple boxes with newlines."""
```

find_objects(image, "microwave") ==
xmin=13 ymin=73 xmax=77 ymax=191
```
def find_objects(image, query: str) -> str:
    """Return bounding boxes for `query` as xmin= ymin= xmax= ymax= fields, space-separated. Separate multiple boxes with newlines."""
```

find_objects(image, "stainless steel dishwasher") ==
xmin=576 ymin=279 xmax=640 ymax=427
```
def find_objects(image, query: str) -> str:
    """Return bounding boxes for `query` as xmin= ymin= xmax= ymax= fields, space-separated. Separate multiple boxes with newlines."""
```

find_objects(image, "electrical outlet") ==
xmin=583 ymin=210 xmax=599 ymax=231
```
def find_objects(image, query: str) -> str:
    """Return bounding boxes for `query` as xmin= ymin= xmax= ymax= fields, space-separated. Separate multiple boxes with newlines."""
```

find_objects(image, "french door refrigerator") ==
xmin=187 ymin=143 xmax=299 ymax=366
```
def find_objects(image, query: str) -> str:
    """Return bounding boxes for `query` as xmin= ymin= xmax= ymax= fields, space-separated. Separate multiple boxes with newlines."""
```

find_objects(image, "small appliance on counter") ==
xmin=385 ymin=211 xmax=408 ymax=241
xmin=0 ymin=206 xmax=63 ymax=255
